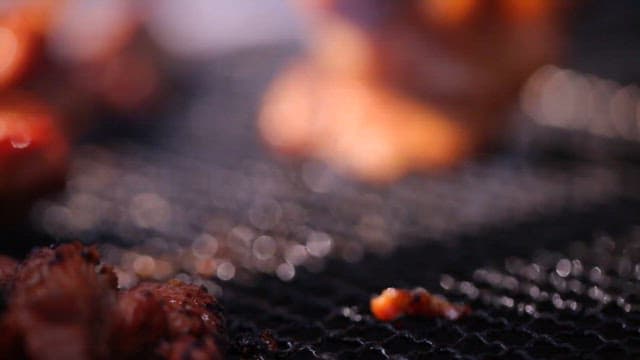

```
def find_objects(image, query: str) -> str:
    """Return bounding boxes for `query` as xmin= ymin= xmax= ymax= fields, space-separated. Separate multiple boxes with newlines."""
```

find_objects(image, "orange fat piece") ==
xmin=371 ymin=287 xmax=471 ymax=322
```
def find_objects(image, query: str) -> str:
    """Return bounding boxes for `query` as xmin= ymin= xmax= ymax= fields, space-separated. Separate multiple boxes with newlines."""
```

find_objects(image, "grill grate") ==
xmin=27 ymin=141 xmax=640 ymax=359
xmin=223 ymin=200 xmax=640 ymax=359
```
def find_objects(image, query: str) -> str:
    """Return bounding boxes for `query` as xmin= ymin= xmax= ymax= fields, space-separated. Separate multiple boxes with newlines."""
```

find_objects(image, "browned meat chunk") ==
xmin=0 ymin=243 xmax=226 ymax=360
xmin=1 ymin=243 xmax=117 ymax=360
xmin=112 ymin=281 xmax=226 ymax=360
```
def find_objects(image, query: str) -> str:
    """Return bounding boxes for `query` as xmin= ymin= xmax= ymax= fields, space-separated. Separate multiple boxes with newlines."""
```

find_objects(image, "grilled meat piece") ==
xmin=113 ymin=281 xmax=226 ymax=360
xmin=0 ymin=243 xmax=226 ymax=360
xmin=1 ymin=243 xmax=117 ymax=360
xmin=110 ymin=283 xmax=169 ymax=359
xmin=130 ymin=281 xmax=224 ymax=338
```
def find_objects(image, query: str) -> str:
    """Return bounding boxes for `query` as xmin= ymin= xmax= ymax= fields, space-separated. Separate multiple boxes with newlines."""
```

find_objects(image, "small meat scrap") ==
xmin=0 ymin=243 xmax=226 ymax=360
xmin=370 ymin=287 xmax=470 ymax=322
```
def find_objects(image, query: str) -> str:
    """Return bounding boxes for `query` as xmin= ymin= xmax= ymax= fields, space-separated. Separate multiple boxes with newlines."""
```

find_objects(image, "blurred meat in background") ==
xmin=0 ymin=96 xmax=68 ymax=220
xmin=261 ymin=0 xmax=568 ymax=182
xmin=0 ymin=0 xmax=575 ymax=197
xmin=0 ymin=0 xmax=299 ymax=219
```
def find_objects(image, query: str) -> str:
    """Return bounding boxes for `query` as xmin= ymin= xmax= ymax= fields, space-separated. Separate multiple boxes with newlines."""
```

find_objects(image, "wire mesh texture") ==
xmin=5 ymin=38 xmax=640 ymax=359
xmin=23 ymin=140 xmax=640 ymax=359
xmin=224 ymin=199 xmax=640 ymax=359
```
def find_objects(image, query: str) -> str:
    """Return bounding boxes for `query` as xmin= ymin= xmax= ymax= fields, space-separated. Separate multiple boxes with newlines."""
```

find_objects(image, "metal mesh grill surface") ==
xmin=223 ymin=199 xmax=640 ymax=359
xmin=26 ymin=141 xmax=640 ymax=359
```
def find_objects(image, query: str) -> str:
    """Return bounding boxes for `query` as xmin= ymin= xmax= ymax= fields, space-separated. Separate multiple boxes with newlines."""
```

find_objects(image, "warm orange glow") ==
xmin=0 ymin=23 xmax=36 ymax=89
xmin=261 ymin=0 xmax=565 ymax=183
xmin=259 ymin=64 xmax=474 ymax=183
xmin=0 ymin=99 xmax=69 ymax=195
xmin=311 ymin=18 xmax=378 ymax=80
xmin=5 ymin=0 xmax=62 ymax=34
xmin=370 ymin=288 xmax=413 ymax=322
xmin=0 ymin=0 xmax=65 ymax=89
xmin=259 ymin=64 xmax=314 ymax=156
xmin=420 ymin=0 xmax=478 ymax=28
xmin=371 ymin=287 xmax=471 ymax=322
xmin=502 ymin=0 xmax=554 ymax=22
